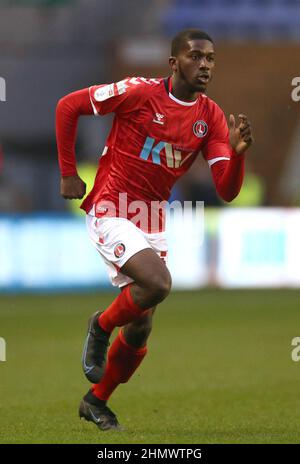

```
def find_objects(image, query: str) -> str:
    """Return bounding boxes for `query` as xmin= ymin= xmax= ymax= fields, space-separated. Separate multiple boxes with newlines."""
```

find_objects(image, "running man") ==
xmin=56 ymin=29 xmax=254 ymax=430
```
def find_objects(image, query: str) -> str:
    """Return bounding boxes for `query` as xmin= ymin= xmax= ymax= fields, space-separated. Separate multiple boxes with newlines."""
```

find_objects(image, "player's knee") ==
xmin=147 ymin=271 xmax=172 ymax=304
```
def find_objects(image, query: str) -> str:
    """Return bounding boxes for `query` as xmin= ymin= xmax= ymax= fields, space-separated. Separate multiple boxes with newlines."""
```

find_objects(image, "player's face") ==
xmin=174 ymin=39 xmax=215 ymax=93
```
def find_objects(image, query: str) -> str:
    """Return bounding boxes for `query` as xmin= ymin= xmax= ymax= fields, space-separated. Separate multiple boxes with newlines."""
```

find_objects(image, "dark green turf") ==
xmin=1 ymin=289 xmax=300 ymax=444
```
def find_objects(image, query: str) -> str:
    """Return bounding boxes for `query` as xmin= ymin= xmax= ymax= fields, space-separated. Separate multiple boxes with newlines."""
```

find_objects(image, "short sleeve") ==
xmin=89 ymin=77 xmax=160 ymax=116
xmin=202 ymin=103 xmax=232 ymax=167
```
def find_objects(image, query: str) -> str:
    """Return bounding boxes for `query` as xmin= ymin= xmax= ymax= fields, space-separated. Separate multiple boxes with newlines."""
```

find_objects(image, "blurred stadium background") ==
xmin=1 ymin=0 xmax=300 ymax=292
xmin=1 ymin=0 xmax=300 ymax=444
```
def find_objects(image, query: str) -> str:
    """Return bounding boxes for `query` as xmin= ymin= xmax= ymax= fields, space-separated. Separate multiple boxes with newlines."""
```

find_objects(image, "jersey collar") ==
xmin=163 ymin=77 xmax=198 ymax=107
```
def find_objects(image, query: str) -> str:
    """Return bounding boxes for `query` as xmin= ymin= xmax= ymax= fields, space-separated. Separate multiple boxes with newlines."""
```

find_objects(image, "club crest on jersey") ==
xmin=193 ymin=120 xmax=208 ymax=138
xmin=153 ymin=113 xmax=165 ymax=125
xmin=114 ymin=243 xmax=126 ymax=258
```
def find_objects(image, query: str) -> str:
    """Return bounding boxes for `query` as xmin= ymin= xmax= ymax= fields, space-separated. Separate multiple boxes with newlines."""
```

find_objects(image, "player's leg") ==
xmin=80 ymin=303 xmax=157 ymax=429
xmin=98 ymin=248 xmax=171 ymax=333
xmin=83 ymin=249 xmax=169 ymax=382
xmin=82 ymin=217 xmax=170 ymax=384
xmin=80 ymin=216 xmax=169 ymax=429
xmin=90 ymin=306 xmax=156 ymax=403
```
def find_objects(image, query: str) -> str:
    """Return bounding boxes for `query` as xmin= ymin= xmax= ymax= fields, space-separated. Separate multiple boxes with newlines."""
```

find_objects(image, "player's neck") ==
xmin=170 ymin=76 xmax=199 ymax=102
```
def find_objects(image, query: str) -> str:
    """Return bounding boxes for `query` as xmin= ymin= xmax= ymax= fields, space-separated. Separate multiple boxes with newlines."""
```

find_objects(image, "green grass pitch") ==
xmin=1 ymin=289 xmax=300 ymax=444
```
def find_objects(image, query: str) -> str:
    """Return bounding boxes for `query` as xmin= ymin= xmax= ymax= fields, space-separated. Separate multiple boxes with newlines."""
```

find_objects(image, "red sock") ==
xmin=99 ymin=284 xmax=147 ymax=333
xmin=92 ymin=328 xmax=148 ymax=401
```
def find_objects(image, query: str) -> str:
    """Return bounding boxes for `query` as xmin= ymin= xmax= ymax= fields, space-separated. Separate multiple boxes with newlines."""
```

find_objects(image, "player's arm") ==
xmin=210 ymin=113 xmax=254 ymax=202
xmin=56 ymin=88 xmax=93 ymax=199
xmin=56 ymin=78 xmax=152 ymax=200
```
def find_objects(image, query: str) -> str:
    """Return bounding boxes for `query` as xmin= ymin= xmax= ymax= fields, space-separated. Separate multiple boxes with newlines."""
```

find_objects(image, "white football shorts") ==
xmin=86 ymin=214 xmax=168 ymax=288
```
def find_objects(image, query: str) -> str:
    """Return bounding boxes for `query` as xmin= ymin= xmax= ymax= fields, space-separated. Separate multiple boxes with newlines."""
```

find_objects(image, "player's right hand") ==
xmin=60 ymin=175 xmax=86 ymax=200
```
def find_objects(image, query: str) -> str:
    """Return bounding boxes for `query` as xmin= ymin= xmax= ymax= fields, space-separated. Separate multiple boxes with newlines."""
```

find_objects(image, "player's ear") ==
xmin=169 ymin=56 xmax=178 ymax=73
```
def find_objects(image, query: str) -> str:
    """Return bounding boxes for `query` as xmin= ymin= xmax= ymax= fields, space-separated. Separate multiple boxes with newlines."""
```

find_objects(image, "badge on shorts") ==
xmin=114 ymin=243 xmax=126 ymax=258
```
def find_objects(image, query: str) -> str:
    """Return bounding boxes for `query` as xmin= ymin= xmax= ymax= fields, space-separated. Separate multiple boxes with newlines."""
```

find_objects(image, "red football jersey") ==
xmin=80 ymin=76 xmax=232 ymax=231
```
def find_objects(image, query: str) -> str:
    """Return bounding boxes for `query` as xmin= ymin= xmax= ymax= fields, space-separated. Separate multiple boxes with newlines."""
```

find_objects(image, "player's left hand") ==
xmin=229 ymin=114 xmax=254 ymax=155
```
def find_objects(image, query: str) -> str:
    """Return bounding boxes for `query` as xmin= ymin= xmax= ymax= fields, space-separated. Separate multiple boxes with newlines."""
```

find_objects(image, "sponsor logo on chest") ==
xmin=139 ymin=116 xmax=208 ymax=168
xmin=139 ymin=137 xmax=196 ymax=169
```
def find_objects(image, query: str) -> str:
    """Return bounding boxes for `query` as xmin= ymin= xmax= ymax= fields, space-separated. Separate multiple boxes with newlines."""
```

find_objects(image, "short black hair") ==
xmin=171 ymin=29 xmax=214 ymax=56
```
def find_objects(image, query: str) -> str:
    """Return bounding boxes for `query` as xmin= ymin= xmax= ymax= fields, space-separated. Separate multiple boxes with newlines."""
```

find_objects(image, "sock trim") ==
xmin=125 ymin=284 xmax=144 ymax=313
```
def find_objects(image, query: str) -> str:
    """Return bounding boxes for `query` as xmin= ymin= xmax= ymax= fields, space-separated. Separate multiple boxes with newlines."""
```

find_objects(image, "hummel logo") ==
xmin=153 ymin=113 xmax=165 ymax=125
xmin=96 ymin=205 xmax=108 ymax=214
